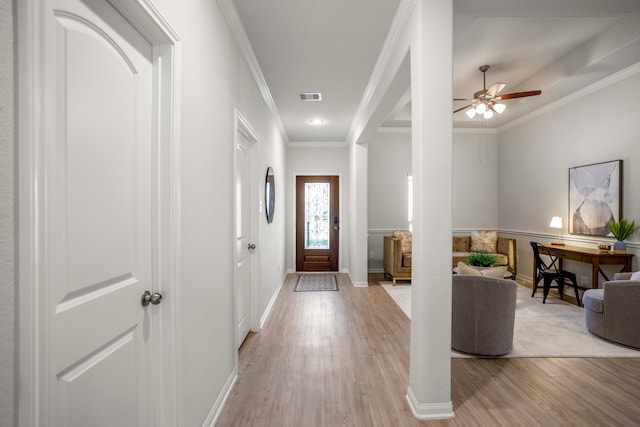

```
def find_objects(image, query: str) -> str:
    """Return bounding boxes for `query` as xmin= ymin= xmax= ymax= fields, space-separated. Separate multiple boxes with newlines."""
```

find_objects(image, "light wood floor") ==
xmin=217 ymin=273 xmax=640 ymax=427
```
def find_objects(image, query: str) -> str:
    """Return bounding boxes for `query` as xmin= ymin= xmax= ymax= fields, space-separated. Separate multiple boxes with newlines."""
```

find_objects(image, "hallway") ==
xmin=218 ymin=273 xmax=412 ymax=426
xmin=217 ymin=273 xmax=640 ymax=426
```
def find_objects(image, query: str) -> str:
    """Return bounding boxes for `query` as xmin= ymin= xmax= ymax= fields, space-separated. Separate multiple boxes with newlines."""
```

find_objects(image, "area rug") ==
xmin=379 ymin=281 xmax=640 ymax=358
xmin=294 ymin=275 xmax=338 ymax=292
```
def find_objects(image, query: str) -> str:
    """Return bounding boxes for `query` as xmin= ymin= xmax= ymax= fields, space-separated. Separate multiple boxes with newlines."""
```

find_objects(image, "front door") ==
xmin=296 ymin=176 xmax=340 ymax=271
xmin=44 ymin=1 xmax=155 ymax=424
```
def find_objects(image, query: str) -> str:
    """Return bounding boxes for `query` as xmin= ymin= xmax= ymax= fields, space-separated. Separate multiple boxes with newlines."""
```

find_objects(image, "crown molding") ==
xmin=453 ymin=127 xmax=497 ymax=135
xmin=376 ymin=126 xmax=498 ymax=134
xmin=498 ymin=60 xmax=640 ymax=132
xmin=217 ymin=0 xmax=289 ymax=142
xmin=287 ymin=141 xmax=347 ymax=149
xmin=377 ymin=126 xmax=411 ymax=134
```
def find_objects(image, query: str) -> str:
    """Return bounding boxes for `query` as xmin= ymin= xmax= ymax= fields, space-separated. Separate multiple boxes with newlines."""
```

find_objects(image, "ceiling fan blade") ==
xmin=485 ymin=82 xmax=506 ymax=98
xmin=453 ymin=98 xmax=474 ymax=101
xmin=453 ymin=104 xmax=473 ymax=114
xmin=497 ymin=90 xmax=542 ymax=100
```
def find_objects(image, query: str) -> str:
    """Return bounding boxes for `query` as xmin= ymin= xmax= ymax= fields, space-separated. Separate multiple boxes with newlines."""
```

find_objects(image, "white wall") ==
xmin=453 ymin=131 xmax=499 ymax=229
xmin=498 ymin=67 xmax=640 ymax=285
xmin=367 ymin=129 xmax=499 ymax=271
xmin=285 ymin=146 xmax=350 ymax=273
xmin=257 ymin=129 xmax=288 ymax=322
xmin=368 ymin=132 xmax=412 ymax=227
xmin=367 ymin=132 xmax=411 ymax=270
xmin=0 ymin=0 xmax=14 ymax=424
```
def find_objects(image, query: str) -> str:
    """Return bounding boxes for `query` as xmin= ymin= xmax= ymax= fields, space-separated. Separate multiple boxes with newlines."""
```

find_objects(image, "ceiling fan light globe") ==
xmin=483 ymin=109 xmax=494 ymax=119
xmin=465 ymin=108 xmax=476 ymax=119
xmin=494 ymin=103 xmax=506 ymax=114
xmin=475 ymin=103 xmax=486 ymax=114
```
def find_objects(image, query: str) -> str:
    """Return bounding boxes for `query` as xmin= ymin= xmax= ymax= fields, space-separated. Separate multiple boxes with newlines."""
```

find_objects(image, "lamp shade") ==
xmin=549 ymin=216 xmax=563 ymax=229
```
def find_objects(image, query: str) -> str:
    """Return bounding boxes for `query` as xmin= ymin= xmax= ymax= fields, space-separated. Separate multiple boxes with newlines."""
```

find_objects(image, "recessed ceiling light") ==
xmin=309 ymin=119 xmax=325 ymax=125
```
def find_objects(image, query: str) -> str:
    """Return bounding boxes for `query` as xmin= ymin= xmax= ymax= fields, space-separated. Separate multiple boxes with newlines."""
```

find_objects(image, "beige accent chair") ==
xmin=383 ymin=230 xmax=412 ymax=285
xmin=583 ymin=272 xmax=640 ymax=349
xmin=452 ymin=275 xmax=518 ymax=356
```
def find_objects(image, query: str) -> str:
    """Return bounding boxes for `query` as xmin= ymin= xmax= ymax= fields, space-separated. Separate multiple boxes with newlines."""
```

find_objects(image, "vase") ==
xmin=613 ymin=240 xmax=627 ymax=251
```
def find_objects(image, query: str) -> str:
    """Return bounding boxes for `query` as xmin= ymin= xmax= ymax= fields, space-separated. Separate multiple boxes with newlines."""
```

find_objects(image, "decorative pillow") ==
xmin=630 ymin=271 xmax=640 ymax=281
xmin=470 ymin=230 xmax=498 ymax=253
xmin=457 ymin=262 xmax=481 ymax=276
xmin=481 ymin=265 xmax=508 ymax=279
xmin=393 ymin=230 xmax=412 ymax=254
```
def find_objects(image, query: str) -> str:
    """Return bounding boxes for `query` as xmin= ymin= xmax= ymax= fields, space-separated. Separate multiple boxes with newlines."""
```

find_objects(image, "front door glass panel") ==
xmin=304 ymin=182 xmax=330 ymax=249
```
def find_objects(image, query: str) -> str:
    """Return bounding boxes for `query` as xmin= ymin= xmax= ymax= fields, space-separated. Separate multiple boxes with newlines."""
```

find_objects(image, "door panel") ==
xmin=236 ymin=135 xmax=252 ymax=347
xmin=47 ymin=1 xmax=154 ymax=425
xmin=296 ymin=176 xmax=339 ymax=271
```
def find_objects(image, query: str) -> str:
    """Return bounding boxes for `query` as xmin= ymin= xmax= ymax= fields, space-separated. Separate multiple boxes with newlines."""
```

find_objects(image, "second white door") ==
xmin=236 ymin=132 xmax=253 ymax=348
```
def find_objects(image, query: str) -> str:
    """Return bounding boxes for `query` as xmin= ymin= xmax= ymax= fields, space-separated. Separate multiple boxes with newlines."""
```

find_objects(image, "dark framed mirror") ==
xmin=265 ymin=167 xmax=275 ymax=223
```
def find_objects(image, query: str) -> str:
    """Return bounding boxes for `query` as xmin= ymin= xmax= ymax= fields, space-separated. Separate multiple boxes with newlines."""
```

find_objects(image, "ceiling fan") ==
xmin=453 ymin=65 xmax=542 ymax=119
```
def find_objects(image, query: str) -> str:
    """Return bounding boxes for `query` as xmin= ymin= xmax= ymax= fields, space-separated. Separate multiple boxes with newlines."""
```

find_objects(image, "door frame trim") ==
xmin=17 ymin=1 xmax=181 ymax=425
xmin=292 ymin=173 xmax=343 ymax=272
xmin=233 ymin=110 xmax=260 ymax=352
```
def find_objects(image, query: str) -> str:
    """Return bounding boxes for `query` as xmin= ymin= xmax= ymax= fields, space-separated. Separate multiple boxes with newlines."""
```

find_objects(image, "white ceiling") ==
xmin=232 ymin=0 xmax=640 ymax=142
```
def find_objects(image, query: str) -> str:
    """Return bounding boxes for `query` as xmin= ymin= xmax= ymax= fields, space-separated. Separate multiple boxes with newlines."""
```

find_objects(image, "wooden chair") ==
xmin=530 ymin=241 xmax=581 ymax=306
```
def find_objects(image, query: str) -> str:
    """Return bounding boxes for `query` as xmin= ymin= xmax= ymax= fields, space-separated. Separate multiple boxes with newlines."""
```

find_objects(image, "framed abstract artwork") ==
xmin=569 ymin=160 xmax=622 ymax=236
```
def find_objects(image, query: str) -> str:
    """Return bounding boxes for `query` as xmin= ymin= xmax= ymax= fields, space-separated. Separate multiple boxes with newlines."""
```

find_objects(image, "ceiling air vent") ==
xmin=300 ymin=92 xmax=322 ymax=101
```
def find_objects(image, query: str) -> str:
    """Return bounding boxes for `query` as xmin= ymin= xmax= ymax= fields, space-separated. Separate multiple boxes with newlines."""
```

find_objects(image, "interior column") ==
xmin=349 ymin=142 xmax=369 ymax=286
xmin=406 ymin=0 xmax=454 ymax=419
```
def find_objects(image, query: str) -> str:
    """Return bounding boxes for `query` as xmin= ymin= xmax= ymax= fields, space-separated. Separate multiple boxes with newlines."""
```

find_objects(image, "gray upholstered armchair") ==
xmin=583 ymin=272 xmax=640 ymax=349
xmin=452 ymin=275 xmax=518 ymax=356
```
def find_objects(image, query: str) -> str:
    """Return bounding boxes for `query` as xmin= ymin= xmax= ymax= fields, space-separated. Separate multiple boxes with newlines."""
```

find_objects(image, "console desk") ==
xmin=533 ymin=244 xmax=634 ymax=289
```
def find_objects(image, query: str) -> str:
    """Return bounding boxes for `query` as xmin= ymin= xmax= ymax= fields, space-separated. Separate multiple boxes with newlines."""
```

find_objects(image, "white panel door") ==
xmin=45 ymin=0 xmax=155 ymax=425
xmin=236 ymin=135 xmax=252 ymax=348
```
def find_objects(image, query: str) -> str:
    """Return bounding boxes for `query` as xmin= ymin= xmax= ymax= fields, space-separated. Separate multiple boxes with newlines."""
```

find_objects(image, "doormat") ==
xmin=294 ymin=275 xmax=338 ymax=292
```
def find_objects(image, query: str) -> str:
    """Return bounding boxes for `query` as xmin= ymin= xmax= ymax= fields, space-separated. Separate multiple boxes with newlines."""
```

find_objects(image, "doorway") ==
xmin=18 ymin=0 xmax=179 ymax=425
xmin=295 ymin=176 xmax=340 ymax=271
xmin=234 ymin=112 xmax=258 ymax=348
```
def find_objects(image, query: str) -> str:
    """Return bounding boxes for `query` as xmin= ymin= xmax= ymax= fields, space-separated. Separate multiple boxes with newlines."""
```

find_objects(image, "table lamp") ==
xmin=549 ymin=216 xmax=564 ymax=246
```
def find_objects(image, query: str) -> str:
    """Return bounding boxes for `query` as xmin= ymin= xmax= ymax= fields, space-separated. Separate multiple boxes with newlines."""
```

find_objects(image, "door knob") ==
xmin=248 ymin=243 xmax=256 ymax=250
xmin=141 ymin=291 xmax=163 ymax=307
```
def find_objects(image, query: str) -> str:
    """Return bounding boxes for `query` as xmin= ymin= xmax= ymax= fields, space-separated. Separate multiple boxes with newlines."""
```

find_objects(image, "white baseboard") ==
xmin=352 ymin=281 xmax=369 ymax=287
xmin=406 ymin=386 xmax=454 ymax=420
xmin=202 ymin=368 xmax=237 ymax=427
xmin=260 ymin=275 xmax=285 ymax=329
xmin=348 ymin=272 xmax=369 ymax=287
